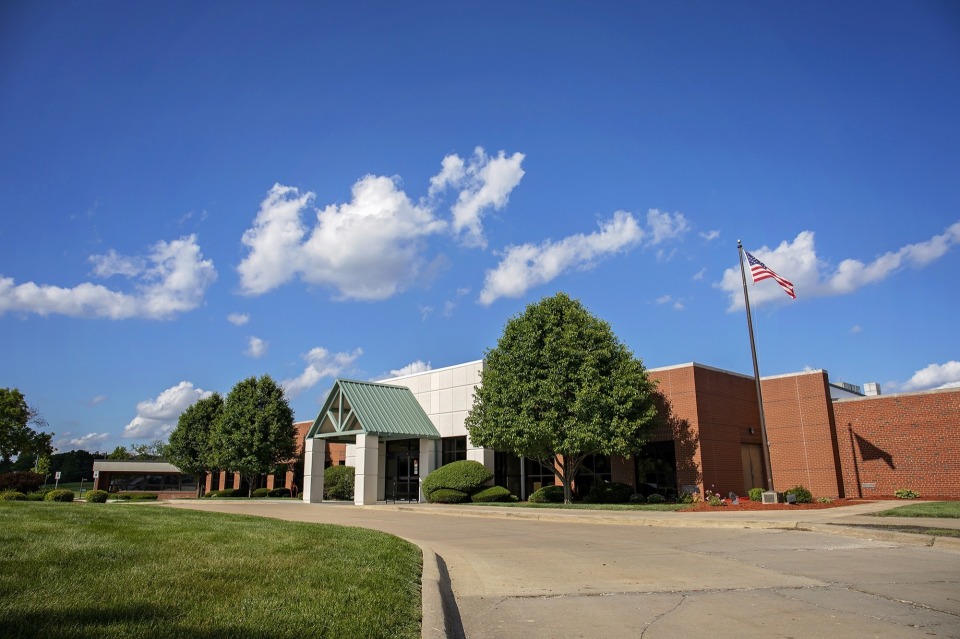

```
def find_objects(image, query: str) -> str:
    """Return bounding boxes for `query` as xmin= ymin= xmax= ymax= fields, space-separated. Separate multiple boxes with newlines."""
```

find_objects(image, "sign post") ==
xmin=55 ymin=471 xmax=61 ymax=489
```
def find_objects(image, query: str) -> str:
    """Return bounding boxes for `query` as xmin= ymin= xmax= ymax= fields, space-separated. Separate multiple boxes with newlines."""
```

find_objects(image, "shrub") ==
xmin=0 ymin=471 xmax=45 ymax=494
xmin=422 ymin=460 xmax=493 ymax=498
xmin=817 ymin=496 xmax=832 ymax=503
xmin=895 ymin=488 xmax=921 ymax=499
xmin=785 ymin=485 xmax=813 ymax=504
xmin=676 ymin=492 xmax=695 ymax=504
xmin=646 ymin=493 xmax=666 ymax=504
xmin=528 ymin=485 xmax=564 ymax=503
xmin=470 ymin=486 xmax=513 ymax=502
xmin=26 ymin=488 xmax=53 ymax=501
xmin=0 ymin=490 xmax=27 ymax=501
xmin=85 ymin=490 xmax=109 ymax=503
xmin=427 ymin=488 xmax=469 ymax=504
xmin=268 ymin=487 xmax=291 ymax=498
xmin=44 ymin=489 xmax=74 ymax=502
xmin=748 ymin=487 xmax=764 ymax=502
xmin=131 ymin=493 xmax=159 ymax=501
xmin=113 ymin=493 xmax=132 ymax=500
xmin=587 ymin=481 xmax=634 ymax=504
xmin=705 ymin=491 xmax=724 ymax=507
xmin=324 ymin=465 xmax=355 ymax=500
xmin=252 ymin=488 xmax=270 ymax=498
xmin=629 ymin=493 xmax=647 ymax=504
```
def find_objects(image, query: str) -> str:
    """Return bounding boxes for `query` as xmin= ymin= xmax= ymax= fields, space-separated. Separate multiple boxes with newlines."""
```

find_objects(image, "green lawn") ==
xmin=876 ymin=501 xmax=960 ymax=519
xmin=468 ymin=501 xmax=685 ymax=512
xmin=0 ymin=502 xmax=421 ymax=639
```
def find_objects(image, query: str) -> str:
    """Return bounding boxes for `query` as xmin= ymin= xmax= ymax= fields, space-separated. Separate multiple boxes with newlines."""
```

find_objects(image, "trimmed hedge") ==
xmin=85 ymin=490 xmax=109 ymax=503
xmin=784 ymin=485 xmax=813 ymax=504
xmin=0 ymin=490 xmax=27 ymax=501
xmin=268 ymin=487 xmax=291 ymax=498
xmin=528 ymin=485 xmax=564 ymax=503
xmin=324 ymin=465 xmax=355 ymax=501
xmin=0 ymin=471 xmax=45 ymax=494
xmin=587 ymin=481 xmax=634 ymax=504
xmin=428 ymin=488 xmax=469 ymax=504
xmin=470 ymin=486 xmax=513 ymax=503
xmin=252 ymin=488 xmax=271 ymax=498
xmin=422 ymin=460 xmax=493 ymax=498
xmin=748 ymin=487 xmax=764 ymax=502
xmin=629 ymin=493 xmax=647 ymax=504
xmin=44 ymin=489 xmax=74 ymax=502
xmin=646 ymin=493 xmax=666 ymax=504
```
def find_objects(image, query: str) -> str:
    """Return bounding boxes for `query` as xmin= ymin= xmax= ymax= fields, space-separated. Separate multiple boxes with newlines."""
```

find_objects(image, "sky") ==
xmin=1 ymin=1 xmax=958 ymax=454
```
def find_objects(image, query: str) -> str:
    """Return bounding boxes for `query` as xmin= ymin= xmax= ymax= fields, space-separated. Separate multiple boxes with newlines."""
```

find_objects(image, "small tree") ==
xmin=0 ymin=388 xmax=53 ymax=465
xmin=107 ymin=446 xmax=132 ymax=460
xmin=166 ymin=393 xmax=224 ymax=497
xmin=466 ymin=293 xmax=660 ymax=504
xmin=212 ymin=376 xmax=295 ymax=497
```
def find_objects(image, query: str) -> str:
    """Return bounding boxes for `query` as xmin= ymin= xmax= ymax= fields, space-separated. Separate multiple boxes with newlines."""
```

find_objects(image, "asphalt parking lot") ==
xmin=167 ymin=500 xmax=960 ymax=639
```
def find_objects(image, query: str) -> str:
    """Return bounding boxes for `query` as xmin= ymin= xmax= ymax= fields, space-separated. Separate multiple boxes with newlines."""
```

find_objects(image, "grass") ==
xmin=876 ymin=501 xmax=960 ymax=519
xmin=0 ymin=502 xmax=421 ymax=639
xmin=467 ymin=501 xmax=685 ymax=512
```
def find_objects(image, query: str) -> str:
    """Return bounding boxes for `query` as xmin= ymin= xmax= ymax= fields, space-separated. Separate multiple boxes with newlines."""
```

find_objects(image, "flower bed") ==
xmin=681 ymin=498 xmax=852 ymax=512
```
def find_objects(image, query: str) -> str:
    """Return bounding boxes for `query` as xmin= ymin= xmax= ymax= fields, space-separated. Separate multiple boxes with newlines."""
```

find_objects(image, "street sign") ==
xmin=55 ymin=471 xmax=61 ymax=480
xmin=93 ymin=470 xmax=99 ymax=479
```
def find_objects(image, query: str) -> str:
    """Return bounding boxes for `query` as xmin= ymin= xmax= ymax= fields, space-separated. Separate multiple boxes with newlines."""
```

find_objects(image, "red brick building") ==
xmin=631 ymin=362 xmax=960 ymax=500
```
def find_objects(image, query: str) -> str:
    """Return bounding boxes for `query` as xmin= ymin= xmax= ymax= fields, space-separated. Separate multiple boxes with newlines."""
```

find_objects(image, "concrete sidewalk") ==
xmin=167 ymin=499 xmax=960 ymax=638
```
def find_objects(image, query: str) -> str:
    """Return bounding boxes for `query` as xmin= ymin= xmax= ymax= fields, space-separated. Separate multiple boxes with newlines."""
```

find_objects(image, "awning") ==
xmin=306 ymin=379 xmax=440 ymax=442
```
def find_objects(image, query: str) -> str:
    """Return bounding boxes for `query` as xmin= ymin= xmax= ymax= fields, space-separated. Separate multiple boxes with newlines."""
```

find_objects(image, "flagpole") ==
xmin=738 ymin=239 xmax=775 ymax=493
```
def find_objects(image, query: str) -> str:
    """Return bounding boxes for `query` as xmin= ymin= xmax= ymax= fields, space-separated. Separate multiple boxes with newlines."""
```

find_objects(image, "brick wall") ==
xmin=761 ymin=371 xmax=844 ymax=498
xmin=833 ymin=388 xmax=960 ymax=498
xmin=649 ymin=365 xmax=702 ymax=492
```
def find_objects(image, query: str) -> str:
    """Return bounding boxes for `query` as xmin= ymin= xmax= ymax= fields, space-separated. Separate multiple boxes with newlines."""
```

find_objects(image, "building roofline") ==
xmin=834 ymin=384 xmax=960 ymax=402
xmin=379 ymin=359 xmax=484 ymax=382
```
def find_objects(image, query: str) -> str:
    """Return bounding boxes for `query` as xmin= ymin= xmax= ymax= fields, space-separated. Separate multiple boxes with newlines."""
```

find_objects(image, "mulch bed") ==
xmin=679 ymin=496 xmax=959 ymax=512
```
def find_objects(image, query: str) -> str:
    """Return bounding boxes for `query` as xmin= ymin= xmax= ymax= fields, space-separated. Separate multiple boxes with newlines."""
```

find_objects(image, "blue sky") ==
xmin=2 ymin=1 xmax=958 ymax=453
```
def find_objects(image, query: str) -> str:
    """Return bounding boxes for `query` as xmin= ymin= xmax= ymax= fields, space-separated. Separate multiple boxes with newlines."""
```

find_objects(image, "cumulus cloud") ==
xmin=122 ymin=381 xmax=212 ymax=439
xmin=719 ymin=222 xmax=960 ymax=310
xmin=56 ymin=431 xmax=110 ymax=452
xmin=429 ymin=147 xmax=526 ymax=248
xmin=699 ymin=230 xmax=720 ymax=241
xmin=237 ymin=180 xmax=446 ymax=300
xmin=0 ymin=235 xmax=216 ymax=319
xmin=693 ymin=268 xmax=706 ymax=281
xmin=281 ymin=346 xmax=363 ymax=398
xmin=478 ymin=210 xmax=649 ymax=305
xmin=227 ymin=313 xmax=249 ymax=326
xmin=900 ymin=361 xmax=960 ymax=391
xmin=388 ymin=360 xmax=432 ymax=378
xmin=646 ymin=209 xmax=689 ymax=245
xmin=655 ymin=294 xmax=685 ymax=310
xmin=89 ymin=395 xmax=107 ymax=406
xmin=246 ymin=336 xmax=268 ymax=358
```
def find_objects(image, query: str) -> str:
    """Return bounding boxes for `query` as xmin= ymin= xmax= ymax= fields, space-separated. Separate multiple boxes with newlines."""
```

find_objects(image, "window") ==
xmin=440 ymin=436 xmax=467 ymax=466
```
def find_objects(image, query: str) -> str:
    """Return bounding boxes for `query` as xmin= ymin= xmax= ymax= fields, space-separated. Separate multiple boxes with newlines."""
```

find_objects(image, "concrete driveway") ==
xmin=166 ymin=500 xmax=960 ymax=638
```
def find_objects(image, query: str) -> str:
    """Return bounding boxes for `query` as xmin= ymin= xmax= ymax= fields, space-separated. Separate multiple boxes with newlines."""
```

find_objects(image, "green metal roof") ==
xmin=306 ymin=379 xmax=440 ymax=441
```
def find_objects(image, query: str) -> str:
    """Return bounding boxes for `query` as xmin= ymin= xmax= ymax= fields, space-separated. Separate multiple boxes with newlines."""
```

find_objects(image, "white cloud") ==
xmin=56 ymin=431 xmax=110 ymax=452
xmin=850 ymin=325 xmax=862 ymax=334
xmin=388 ymin=360 xmax=432 ymax=378
xmin=89 ymin=395 xmax=107 ymax=406
xmin=419 ymin=305 xmax=433 ymax=321
xmin=443 ymin=300 xmax=456 ymax=317
xmin=0 ymin=235 xmax=216 ymax=319
xmin=655 ymin=294 xmax=684 ymax=310
xmin=646 ymin=209 xmax=689 ymax=245
xmin=227 ymin=313 xmax=249 ymax=326
xmin=238 ymin=179 xmax=446 ymax=300
xmin=901 ymin=361 xmax=960 ymax=391
xmin=719 ymin=222 xmax=960 ymax=310
xmin=699 ymin=230 xmax=720 ymax=241
xmin=281 ymin=347 xmax=363 ymax=398
xmin=693 ymin=268 xmax=706 ymax=281
xmin=656 ymin=294 xmax=673 ymax=304
xmin=478 ymin=211 xmax=643 ymax=305
xmin=122 ymin=381 xmax=212 ymax=439
xmin=429 ymin=147 xmax=526 ymax=248
xmin=246 ymin=336 xmax=268 ymax=358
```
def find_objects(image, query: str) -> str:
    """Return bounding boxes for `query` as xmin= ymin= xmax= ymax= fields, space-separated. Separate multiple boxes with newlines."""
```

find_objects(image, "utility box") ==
xmin=761 ymin=491 xmax=778 ymax=504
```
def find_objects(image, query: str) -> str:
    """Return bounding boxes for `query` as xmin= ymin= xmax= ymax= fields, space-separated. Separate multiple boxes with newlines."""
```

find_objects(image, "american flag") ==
xmin=745 ymin=251 xmax=796 ymax=299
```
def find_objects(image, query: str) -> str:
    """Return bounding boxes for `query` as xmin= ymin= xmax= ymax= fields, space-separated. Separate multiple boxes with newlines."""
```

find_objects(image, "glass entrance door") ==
xmin=386 ymin=439 xmax=420 ymax=502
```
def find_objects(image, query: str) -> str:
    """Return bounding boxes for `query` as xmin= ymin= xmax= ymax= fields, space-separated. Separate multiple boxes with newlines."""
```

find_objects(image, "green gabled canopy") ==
xmin=306 ymin=379 xmax=440 ymax=442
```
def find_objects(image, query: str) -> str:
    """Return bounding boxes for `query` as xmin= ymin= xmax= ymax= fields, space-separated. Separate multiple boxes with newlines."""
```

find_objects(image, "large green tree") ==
xmin=212 ymin=376 xmax=295 ymax=497
xmin=166 ymin=393 xmax=223 ymax=497
xmin=465 ymin=293 xmax=660 ymax=503
xmin=0 ymin=388 xmax=53 ymax=465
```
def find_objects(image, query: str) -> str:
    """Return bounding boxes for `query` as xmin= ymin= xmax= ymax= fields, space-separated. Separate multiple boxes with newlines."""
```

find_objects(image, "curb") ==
xmin=418 ymin=545 xmax=464 ymax=639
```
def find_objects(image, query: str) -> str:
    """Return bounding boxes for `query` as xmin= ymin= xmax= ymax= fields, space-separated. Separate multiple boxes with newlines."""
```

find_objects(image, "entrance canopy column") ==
xmin=302 ymin=437 xmax=327 ymax=503
xmin=355 ymin=433 xmax=379 ymax=505
xmin=419 ymin=439 xmax=437 ymax=502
